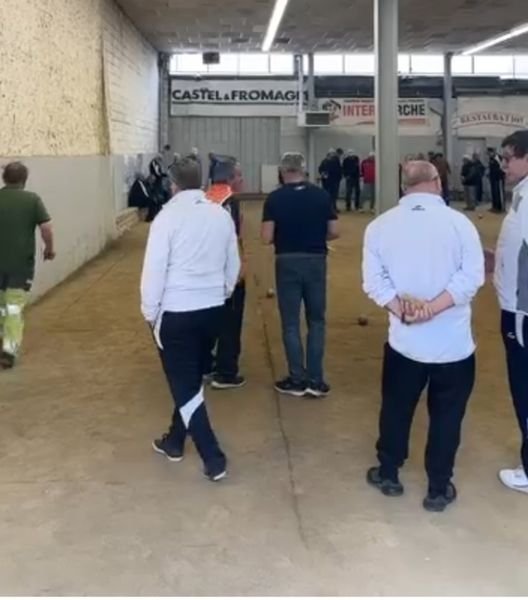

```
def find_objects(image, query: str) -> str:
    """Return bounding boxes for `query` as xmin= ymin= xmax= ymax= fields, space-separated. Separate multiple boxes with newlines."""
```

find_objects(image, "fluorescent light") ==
xmin=461 ymin=22 xmax=528 ymax=55
xmin=262 ymin=0 xmax=289 ymax=52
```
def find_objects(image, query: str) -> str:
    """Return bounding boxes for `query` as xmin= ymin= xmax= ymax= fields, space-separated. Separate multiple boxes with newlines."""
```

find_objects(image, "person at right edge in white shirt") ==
xmin=491 ymin=130 xmax=528 ymax=494
xmin=141 ymin=157 xmax=240 ymax=482
xmin=362 ymin=161 xmax=484 ymax=512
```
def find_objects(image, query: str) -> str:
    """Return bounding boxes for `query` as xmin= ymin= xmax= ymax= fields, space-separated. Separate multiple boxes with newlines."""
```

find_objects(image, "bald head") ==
xmin=402 ymin=160 xmax=441 ymax=195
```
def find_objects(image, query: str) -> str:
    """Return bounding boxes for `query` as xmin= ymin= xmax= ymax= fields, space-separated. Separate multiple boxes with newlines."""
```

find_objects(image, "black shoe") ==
xmin=423 ymin=482 xmax=457 ymax=512
xmin=204 ymin=462 xmax=228 ymax=482
xmin=274 ymin=377 xmax=308 ymax=397
xmin=0 ymin=352 xmax=15 ymax=369
xmin=367 ymin=466 xmax=404 ymax=497
xmin=211 ymin=374 xmax=247 ymax=390
xmin=152 ymin=434 xmax=184 ymax=462
xmin=306 ymin=381 xmax=331 ymax=398
xmin=203 ymin=372 xmax=214 ymax=384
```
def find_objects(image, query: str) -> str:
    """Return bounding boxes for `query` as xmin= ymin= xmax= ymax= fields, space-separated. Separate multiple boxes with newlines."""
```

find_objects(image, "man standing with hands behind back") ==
xmin=0 ymin=162 xmax=55 ymax=369
xmin=362 ymin=161 xmax=484 ymax=512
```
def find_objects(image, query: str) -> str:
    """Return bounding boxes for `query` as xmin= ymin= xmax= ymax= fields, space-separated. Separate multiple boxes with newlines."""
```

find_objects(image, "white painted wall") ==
xmin=0 ymin=0 xmax=160 ymax=299
xmin=102 ymin=0 xmax=159 ymax=155
xmin=0 ymin=157 xmax=116 ymax=300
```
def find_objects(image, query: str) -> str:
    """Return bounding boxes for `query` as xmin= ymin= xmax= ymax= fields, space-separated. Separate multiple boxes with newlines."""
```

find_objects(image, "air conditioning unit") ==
xmin=297 ymin=111 xmax=331 ymax=127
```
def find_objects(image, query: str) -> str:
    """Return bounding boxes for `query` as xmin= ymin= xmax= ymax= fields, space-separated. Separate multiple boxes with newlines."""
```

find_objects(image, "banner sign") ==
xmin=170 ymin=79 xmax=304 ymax=116
xmin=454 ymin=97 xmax=528 ymax=135
xmin=319 ymin=98 xmax=431 ymax=130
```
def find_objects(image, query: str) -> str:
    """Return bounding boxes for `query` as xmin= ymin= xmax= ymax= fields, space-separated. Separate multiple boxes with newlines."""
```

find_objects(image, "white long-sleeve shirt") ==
xmin=140 ymin=189 xmax=240 ymax=323
xmin=494 ymin=175 xmax=528 ymax=316
xmin=362 ymin=193 xmax=485 ymax=363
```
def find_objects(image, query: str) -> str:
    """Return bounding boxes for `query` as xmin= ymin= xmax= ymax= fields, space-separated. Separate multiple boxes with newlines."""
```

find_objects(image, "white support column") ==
xmin=158 ymin=53 xmax=170 ymax=151
xmin=307 ymin=53 xmax=316 ymax=109
xmin=443 ymin=52 xmax=454 ymax=171
xmin=374 ymin=0 xmax=399 ymax=213
xmin=307 ymin=53 xmax=316 ymax=182
xmin=295 ymin=54 xmax=304 ymax=114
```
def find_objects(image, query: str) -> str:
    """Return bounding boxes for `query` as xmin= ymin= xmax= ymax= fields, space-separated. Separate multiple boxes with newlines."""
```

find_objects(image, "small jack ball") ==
xmin=266 ymin=288 xmax=276 ymax=298
xmin=357 ymin=315 xmax=369 ymax=326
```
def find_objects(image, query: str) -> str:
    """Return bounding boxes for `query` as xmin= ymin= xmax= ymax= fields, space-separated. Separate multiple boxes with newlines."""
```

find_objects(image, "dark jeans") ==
xmin=345 ymin=177 xmax=361 ymax=210
xmin=501 ymin=311 xmax=528 ymax=474
xmin=275 ymin=254 xmax=327 ymax=385
xmin=205 ymin=283 xmax=246 ymax=378
xmin=327 ymin=180 xmax=340 ymax=211
xmin=0 ymin=273 xmax=33 ymax=291
xmin=363 ymin=183 xmax=375 ymax=210
xmin=476 ymin=178 xmax=483 ymax=204
xmin=441 ymin=180 xmax=450 ymax=206
xmin=464 ymin=185 xmax=477 ymax=210
xmin=491 ymin=178 xmax=505 ymax=212
xmin=377 ymin=344 xmax=475 ymax=493
xmin=158 ymin=308 xmax=226 ymax=473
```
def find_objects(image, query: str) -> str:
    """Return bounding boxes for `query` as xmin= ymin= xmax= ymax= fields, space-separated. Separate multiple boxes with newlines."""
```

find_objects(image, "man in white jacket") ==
xmin=493 ymin=130 xmax=528 ymax=494
xmin=362 ymin=161 xmax=484 ymax=512
xmin=140 ymin=157 xmax=240 ymax=482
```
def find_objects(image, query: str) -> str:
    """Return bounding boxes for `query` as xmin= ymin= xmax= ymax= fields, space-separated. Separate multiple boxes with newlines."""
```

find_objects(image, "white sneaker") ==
xmin=498 ymin=466 xmax=528 ymax=494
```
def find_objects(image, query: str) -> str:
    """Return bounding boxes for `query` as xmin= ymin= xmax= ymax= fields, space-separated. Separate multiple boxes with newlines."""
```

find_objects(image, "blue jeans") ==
xmin=275 ymin=254 xmax=327 ymax=384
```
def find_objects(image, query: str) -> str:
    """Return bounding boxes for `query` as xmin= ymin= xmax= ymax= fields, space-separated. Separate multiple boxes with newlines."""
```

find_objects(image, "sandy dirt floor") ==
xmin=0 ymin=201 xmax=526 ymax=595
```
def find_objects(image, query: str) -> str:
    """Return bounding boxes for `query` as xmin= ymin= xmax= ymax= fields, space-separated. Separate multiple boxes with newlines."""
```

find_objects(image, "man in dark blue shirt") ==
xmin=487 ymin=147 xmax=505 ymax=213
xmin=262 ymin=152 xmax=339 ymax=398
xmin=342 ymin=149 xmax=361 ymax=211
xmin=327 ymin=149 xmax=343 ymax=212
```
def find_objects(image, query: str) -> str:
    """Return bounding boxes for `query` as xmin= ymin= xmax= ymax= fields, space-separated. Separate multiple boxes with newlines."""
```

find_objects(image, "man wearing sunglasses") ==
xmin=493 ymin=130 xmax=528 ymax=495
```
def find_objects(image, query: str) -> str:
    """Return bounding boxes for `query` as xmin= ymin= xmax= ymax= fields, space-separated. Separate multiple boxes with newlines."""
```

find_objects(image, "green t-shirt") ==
xmin=0 ymin=186 xmax=51 ymax=279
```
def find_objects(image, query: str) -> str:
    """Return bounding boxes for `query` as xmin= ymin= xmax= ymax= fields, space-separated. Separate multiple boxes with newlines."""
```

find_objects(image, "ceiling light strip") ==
xmin=461 ymin=22 xmax=528 ymax=55
xmin=262 ymin=0 xmax=290 ymax=52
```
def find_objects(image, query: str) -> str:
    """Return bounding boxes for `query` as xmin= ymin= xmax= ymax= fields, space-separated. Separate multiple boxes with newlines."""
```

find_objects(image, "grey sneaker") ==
xmin=423 ymin=483 xmax=457 ymax=512
xmin=367 ymin=466 xmax=404 ymax=497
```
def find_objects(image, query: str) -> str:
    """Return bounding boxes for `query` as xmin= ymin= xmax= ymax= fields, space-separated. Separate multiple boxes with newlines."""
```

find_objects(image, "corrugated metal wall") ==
xmin=169 ymin=116 xmax=280 ymax=192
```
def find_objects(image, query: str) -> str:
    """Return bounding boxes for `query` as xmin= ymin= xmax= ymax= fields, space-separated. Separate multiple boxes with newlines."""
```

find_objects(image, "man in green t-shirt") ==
xmin=0 ymin=162 xmax=55 ymax=369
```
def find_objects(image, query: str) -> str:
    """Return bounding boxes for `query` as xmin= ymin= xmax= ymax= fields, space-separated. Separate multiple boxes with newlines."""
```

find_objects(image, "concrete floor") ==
xmin=1 ymin=203 xmax=527 ymax=595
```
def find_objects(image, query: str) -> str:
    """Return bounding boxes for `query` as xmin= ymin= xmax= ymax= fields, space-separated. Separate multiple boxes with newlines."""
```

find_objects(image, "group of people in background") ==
xmin=461 ymin=148 xmax=506 ymax=212
xmin=318 ymin=148 xmax=376 ymax=213
xmin=128 ymin=145 xmax=215 ymax=222
xmin=317 ymin=146 xmax=507 ymax=213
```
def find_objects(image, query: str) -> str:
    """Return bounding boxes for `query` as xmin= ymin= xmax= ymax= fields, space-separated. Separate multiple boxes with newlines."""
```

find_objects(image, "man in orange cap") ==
xmin=205 ymin=157 xmax=247 ymax=390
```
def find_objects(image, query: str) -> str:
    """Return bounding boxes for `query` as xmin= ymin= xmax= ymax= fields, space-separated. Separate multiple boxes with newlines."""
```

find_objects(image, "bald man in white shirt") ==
xmin=362 ymin=161 xmax=485 ymax=512
xmin=141 ymin=157 xmax=240 ymax=482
